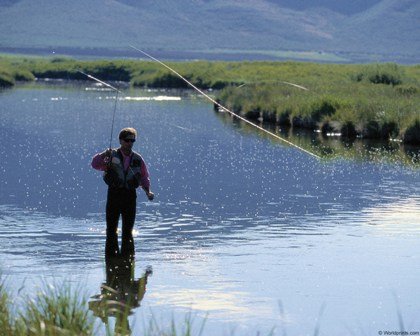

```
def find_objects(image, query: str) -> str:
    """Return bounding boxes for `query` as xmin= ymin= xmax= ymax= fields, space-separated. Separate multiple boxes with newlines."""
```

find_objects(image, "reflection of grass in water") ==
xmin=216 ymin=112 xmax=420 ymax=167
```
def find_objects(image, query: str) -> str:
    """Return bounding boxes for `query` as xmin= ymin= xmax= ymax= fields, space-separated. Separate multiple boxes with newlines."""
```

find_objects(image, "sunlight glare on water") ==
xmin=0 ymin=81 xmax=419 ymax=335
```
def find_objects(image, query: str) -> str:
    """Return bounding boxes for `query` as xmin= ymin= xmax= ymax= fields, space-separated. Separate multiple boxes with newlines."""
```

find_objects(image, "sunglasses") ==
xmin=123 ymin=138 xmax=136 ymax=143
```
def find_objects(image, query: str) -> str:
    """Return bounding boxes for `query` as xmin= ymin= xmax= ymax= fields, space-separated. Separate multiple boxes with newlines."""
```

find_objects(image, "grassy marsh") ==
xmin=1 ymin=55 xmax=419 ymax=144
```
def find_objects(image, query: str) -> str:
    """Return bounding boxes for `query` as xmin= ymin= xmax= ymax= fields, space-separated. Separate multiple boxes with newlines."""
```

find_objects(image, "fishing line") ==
xmin=78 ymin=71 xmax=122 ymax=149
xmin=129 ymin=46 xmax=320 ymax=159
xmin=109 ymin=89 xmax=119 ymax=149
xmin=237 ymin=81 xmax=309 ymax=91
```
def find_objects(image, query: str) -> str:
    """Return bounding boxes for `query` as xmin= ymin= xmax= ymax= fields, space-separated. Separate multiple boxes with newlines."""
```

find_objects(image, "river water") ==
xmin=0 ymin=81 xmax=419 ymax=335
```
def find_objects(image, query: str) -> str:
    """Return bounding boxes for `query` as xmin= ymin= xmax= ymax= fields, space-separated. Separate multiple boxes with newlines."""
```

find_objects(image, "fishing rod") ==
xmin=78 ymin=70 xmax=122 ymax=149
xmin=129 ymin=45 xmax=320 ymax=160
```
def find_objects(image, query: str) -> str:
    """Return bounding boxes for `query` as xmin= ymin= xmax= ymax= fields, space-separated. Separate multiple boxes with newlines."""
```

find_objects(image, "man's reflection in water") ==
xmin=89 ymin=254 xmax=152 ymax=335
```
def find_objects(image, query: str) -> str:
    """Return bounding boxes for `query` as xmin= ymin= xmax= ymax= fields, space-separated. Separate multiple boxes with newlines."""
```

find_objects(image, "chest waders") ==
xmin=103 ymin=149 xmax=143 ymax=258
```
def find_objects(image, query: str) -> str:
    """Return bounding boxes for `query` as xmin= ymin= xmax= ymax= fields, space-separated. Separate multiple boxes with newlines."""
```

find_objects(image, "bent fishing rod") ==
xmin=129 ymin=46 xmax=320 ymax=159
xmin=78 ymin=70 xmax=121 ymax=150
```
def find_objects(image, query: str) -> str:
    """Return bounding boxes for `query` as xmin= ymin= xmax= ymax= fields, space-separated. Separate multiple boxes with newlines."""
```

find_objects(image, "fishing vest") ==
xmin=103 ymin=149 xmax=144 ymax=190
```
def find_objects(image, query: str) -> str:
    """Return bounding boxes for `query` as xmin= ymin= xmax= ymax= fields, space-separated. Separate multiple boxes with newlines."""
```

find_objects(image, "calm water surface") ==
xmin=0 ymin=81 xmax=419 ymax=335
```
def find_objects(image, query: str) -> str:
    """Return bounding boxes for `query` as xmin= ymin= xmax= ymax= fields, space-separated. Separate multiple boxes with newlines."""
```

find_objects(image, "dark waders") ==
xmin=106 ymin=188 xmax=136 ymax=258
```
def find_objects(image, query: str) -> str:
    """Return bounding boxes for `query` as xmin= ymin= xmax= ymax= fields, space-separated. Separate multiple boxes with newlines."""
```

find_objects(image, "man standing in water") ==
xmin=91 ymin=127 xmax=154 ymax=258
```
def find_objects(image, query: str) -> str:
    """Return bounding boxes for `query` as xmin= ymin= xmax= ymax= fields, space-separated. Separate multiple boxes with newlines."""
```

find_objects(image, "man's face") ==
xmin=120 ymin=135 xmax=136 ymax=151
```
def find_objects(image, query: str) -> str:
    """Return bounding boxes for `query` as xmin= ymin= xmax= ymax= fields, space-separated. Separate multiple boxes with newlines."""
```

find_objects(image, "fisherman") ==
xmin=91 ymin=127 xmax=154 ymax=258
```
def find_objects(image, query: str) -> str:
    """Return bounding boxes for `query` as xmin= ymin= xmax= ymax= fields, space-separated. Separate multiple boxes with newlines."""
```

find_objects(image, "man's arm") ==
xmin=139 ymin=159 xmax=154 ymax=200
xmin=91 ymin=149 xmax=111 ymax=171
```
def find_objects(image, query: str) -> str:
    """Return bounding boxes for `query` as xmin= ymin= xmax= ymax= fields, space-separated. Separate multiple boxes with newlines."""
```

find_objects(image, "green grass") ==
xmin=1 ymin=55 xmax=419 ymax=143
xmin=0 ymin=277 xmax=208 ymax=336
xmin=0 ymin=279 xmax=95 ymax=336
xmin=214 ymin=63 xmax=420 ymax=143
xmin=0 ymin=55 xmax=36 ymax=86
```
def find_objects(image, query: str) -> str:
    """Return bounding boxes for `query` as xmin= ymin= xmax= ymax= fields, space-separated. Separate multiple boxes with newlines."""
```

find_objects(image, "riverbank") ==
xmin=1 ymin=55 xmax=419 ymax=144
xmin=214 ymin=63 xmax=420 ymax=145
xmin=0 ymin=277 xmax=205 ymax=336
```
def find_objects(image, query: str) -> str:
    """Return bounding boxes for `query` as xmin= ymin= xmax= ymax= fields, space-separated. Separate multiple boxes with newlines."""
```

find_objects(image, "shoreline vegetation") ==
xmin=1 ymin=55 xmax=419 ymax=145
xmin=0 ymin=277 xmax=205 ymax=336
xmin=0 ymin=276 xmax=411 ymax=336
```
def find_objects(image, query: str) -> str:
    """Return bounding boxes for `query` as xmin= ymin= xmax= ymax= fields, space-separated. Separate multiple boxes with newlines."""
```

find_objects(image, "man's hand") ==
xmin=103 ymin=148 xmax=112 ymax=158
xmin=146 ymin=191 xmax=154 ymax=201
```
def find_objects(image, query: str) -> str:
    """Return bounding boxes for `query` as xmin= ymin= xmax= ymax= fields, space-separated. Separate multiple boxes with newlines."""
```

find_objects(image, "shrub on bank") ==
xmin=402 ymin=119 xmax=420 ymax=144
xmin=83 ymin=62 xmax=131 ymax=82
xmin=0 ymin=68 xmax=15 ymax=87
xmin=354 ymin=63 xmax=404 ymax=85
xmin=341 ymin=121 xmax=358 ymax=138
xmin=12 ymin=68 xmax=35 ymax=81
xmin=308 ymin=97 xmax=337 ymax=121
xmin=395 ymin=85 xmax=418 ymax=96
xmin=381 ymin=121 xmax=399 ymax=139
xmin=132 ymin=71 xmax=190 ymax=88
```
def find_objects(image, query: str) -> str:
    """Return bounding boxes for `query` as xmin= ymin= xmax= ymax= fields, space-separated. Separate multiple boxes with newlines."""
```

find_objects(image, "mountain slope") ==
xmin=265 ymin=0 xmax=382 ymax=15
xmin=337 ymin=0 xmax=420 ymax=54
xmin=0 ymin=0 xmax=338 ymax=49
xmin=0 ymin=0 xmax=418 ymax=62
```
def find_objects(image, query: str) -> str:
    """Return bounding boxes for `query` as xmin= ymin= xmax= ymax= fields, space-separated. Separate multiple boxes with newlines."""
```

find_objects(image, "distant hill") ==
xmin=0 ymin=0 xmax=418 ymax=63
xmin=337 ymin=0 xmax=420 ymax=54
